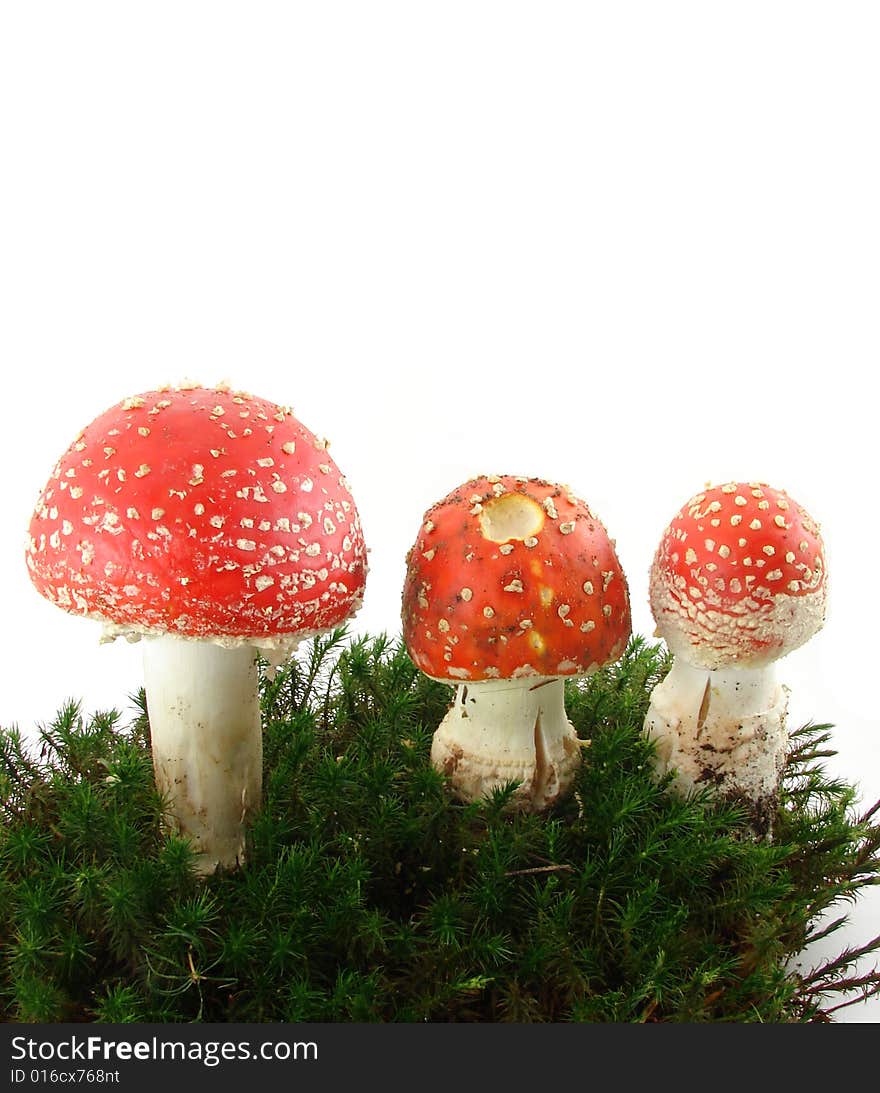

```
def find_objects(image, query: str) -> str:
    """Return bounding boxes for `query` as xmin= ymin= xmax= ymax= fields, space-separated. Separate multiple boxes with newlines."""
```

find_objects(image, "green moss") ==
xmin=2 ymin=631 xmax=878 ymax=1022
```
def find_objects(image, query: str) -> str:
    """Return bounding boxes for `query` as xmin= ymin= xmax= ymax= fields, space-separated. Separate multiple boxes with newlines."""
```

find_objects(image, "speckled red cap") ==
xmin=25 ymin=383 xmax=367 ymax=647
xmin=402 ymin=475 xmax=631 ymax=682
xmin=649 ymin=481 xmax=827 ymax=670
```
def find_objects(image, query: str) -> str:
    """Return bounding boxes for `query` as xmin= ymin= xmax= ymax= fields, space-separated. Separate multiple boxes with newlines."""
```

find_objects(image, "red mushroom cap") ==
xmin=649 ymin=481 xmax=827 ymax=670
xmin=402 ymin=475 xmax=631 ymax=682
xmin=25 ymin=384 xmax=367 ymax=645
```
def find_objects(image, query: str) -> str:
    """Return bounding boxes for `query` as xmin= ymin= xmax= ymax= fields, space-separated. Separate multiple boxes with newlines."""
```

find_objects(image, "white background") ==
xmin=1 ymin=2 xmax=877 ymax=1020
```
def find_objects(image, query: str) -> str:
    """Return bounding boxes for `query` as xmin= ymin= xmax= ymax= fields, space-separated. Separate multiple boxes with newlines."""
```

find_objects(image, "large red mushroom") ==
xmin=26 ymin=382 xmax=367 ymax=872
xmin=402 ymin=475 xmax=631 ymax=811
xmin=644 ymin=481 xmax=827 ymax=817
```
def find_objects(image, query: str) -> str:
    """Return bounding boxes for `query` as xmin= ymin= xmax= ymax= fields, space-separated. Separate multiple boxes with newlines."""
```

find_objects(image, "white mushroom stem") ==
xmin=430 ymin=676 xmax=582 ymax=811
xmin=142 ymin=635 xmax=262 ymax=874
xmin=643 ymin=656 xmax=789 ymax=805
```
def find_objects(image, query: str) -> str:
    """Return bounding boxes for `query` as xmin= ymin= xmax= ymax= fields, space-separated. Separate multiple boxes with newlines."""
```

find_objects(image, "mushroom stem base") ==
xmin=143 ymin=636 xmax=262 ymax=874
xmin=430 ymin=677 xmax=582 ymax=812
xmin=644 ymin=657 xmax=789 ymax=810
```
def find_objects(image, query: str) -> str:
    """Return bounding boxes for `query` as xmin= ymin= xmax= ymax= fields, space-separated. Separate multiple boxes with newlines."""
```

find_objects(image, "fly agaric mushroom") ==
xmin=644 ymin=481 xmax=827 ymax=820
xmin=402 ymin=475 xmax=631 ymax=811
xmin=25 ymin=382 xmax=367 ymax=872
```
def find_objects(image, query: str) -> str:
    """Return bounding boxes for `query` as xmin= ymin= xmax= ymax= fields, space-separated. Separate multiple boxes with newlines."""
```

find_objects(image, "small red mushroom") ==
xmin=644 ymin=481 xmax=827 ymax=814
xmin=402 ymin=475 xmax=631 ymax=810
xmin=26 ymin=382 xmax=367 ymax=872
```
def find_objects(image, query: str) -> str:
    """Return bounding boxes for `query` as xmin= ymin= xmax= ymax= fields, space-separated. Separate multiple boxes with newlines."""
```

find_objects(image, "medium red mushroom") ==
xmin=26 ymin=382 xmax=367 ymax=872
xmin=402 ymin=475 xmax=631 ymax=811
xmin=644 ymin=481 xmax=827 ymax=815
